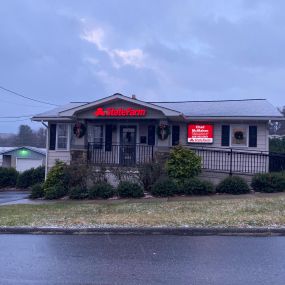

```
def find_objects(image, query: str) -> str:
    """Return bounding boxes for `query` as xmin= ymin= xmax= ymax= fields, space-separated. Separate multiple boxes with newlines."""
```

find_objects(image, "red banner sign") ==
xmin=188 ymin=124 xmax=213 ymax=143
xmin=94 ymin=107 xmax=147 ymax=117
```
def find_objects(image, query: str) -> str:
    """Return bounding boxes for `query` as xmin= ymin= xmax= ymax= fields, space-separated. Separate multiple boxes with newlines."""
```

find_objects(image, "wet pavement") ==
xmin=0 ymin=191 xmax=29 ymax=205
xmin=0 ymin=234 xmax=285 ymax=284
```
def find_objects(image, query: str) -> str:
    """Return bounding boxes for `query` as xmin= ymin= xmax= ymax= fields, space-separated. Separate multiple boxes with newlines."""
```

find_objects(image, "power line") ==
xmin=0 ymin=85 xmax=59 ymax=106
xmin=0 ymin=118 xmax=30 ymax=123
xmin=1 ymin=97 xmax=45 ymax=108
xmin=0 ymin=115 xmax=33 ymax=118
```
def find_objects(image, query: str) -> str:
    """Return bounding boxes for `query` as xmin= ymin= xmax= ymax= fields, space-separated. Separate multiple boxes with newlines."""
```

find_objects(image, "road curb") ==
xmin=1 ymin=226 xmax=285 ymax=236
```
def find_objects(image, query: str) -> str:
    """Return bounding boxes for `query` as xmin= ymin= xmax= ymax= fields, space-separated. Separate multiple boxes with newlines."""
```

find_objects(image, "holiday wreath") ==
xmin=73 ymin=122 xmax=86 ymax=138
xmin=234 ymin=131 xmax=244 ymax=141
xmin=157 ymin=124 xmax=170 ymax=140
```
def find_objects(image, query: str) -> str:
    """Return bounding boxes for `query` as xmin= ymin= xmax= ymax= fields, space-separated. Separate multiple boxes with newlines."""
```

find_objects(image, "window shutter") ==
xmin=148 ymin=125 xmax=155 ymax=146
xmin=249 ymin=126 xmax=257 ymax=147
xmin=105 ymin=125 xmax=112 ymax=151
xmin=221 ymin=125 xmax=230 ymax=146
xmin=49 ymin=124 xmax=56 ymax=150
xmin=172 ymin=125 xmax=180 ymax=146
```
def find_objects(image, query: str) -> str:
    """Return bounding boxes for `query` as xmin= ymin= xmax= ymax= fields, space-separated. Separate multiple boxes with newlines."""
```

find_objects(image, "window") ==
xmin=231 ymin=125 xmax=248 ymax=147
xmin=56 ymin=124 xmax=69 ymax=150
xmin=88 ymin=125 xmax=103 ymax=149
xmin=221 ymin=125 xmax=258 ymax=148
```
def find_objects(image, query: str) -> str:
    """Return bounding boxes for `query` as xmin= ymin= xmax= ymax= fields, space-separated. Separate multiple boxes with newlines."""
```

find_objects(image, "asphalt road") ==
xmin=0 ymin=191 xmax=29 ymax=205
xmin=0 ymin=235 xmax=285 ymax=285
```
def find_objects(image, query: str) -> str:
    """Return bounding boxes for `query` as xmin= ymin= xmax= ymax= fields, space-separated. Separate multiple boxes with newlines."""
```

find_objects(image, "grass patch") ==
xmin=1 ymin=196 xmax=285 ymax=228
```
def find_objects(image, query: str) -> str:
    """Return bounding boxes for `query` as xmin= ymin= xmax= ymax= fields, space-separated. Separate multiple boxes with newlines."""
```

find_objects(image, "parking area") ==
xmin=0 ymin=191 xmax=29 ymax=205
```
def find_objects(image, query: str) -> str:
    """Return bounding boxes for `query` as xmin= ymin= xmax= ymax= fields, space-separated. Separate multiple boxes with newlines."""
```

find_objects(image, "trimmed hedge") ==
xmin=216 ymin=176 xmax=250 ymax=195
xmin=16 ymin=166 xmax=45 ymax=189
xmin=117 ymin=181 xmax=144 ymax=198
xmin=69 ymin=186 xmax=88 ymax=199
xmin=150 ymin=178 xmax=178 ymax=197
xmin=251 ymin=172 xmax=285 ymax=193
xmin=0 ymin=167 xmax=18 ymax=188
xmin=88 ymin=182 xmax=115 ymax=199
xmin=30 ymin=183 xmax=44 ymax=199
xmin=182 ymin=178 xmax=215 ymax=195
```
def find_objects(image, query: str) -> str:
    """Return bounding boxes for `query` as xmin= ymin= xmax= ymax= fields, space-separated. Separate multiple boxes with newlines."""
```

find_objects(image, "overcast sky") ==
xmin=0 ymin=0 xmax=284 ymax=132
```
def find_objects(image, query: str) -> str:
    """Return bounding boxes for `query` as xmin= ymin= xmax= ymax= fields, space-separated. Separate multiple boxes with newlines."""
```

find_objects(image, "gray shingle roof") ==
xmin=32 ymin=97 xmax=282 ymax=119
xmin=151 ymin=99 xmax=282 ymax=117
xmin=34 ymin=102 xmax=84 ymax=118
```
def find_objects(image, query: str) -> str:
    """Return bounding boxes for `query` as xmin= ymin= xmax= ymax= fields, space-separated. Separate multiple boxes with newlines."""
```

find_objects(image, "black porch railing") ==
xmin=87 ymin=143 xmax=154 ymax=166
xmin=188 ymin=146 xmax=285 ymax=174
xmin=269 ymin=152 xmax=285 ymax=172
xmin=87 ymin=143 xmax=285 ymax=173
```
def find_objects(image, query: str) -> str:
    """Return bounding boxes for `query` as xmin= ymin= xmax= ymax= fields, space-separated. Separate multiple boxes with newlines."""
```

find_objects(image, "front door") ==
xmin=120 ymin=126 xmax=136 ymax=166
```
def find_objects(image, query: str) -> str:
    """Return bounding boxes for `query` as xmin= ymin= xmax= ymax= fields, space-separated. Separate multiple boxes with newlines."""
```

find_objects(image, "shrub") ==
xmin=251 ymin=172 xmax=285 ymax=193
xmin=137 ymin=162 xmax=163 ymax=191
xmin=166 ymin=145 xmax=201 ymax=183
xmin=150 ymin=178 xmax=178 ymax=197
xmin=16 ymin=166 xmax=45 ymax=189
xmin=0 ymin=167 xmax=18 ymax=188
xmin=88 ymin=182 xmax=115 ymax=199
xmin=69 ymin=186 xmax=88 ymax=199
xmin=44 ymin=185 xmax=67 ymax=200
xmin=117 ymin=181 xmax=144 ymax=198
xmin=64 ymin=164 xmax=88 ymax=189
xmin=216 ymin=176 xmax=250 ymax=195
xmin=43 ymin=161 xmax=68 ymax=190
xmin=31 ymin=166 xmax=45 ymax=185
xmin=182 ymin=178 xmax=215 ymax=195
xmin=30 ymin=183 xmax=44 ymax=199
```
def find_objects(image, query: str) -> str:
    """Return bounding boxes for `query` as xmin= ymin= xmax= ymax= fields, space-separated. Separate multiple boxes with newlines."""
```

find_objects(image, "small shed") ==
xmin=0 ymin=146 xmax=46 ymax=172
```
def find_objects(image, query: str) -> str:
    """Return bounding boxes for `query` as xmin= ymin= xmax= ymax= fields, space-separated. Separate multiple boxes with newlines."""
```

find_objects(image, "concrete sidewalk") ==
xmin=1 ymin=226 xmax=285 ymax=236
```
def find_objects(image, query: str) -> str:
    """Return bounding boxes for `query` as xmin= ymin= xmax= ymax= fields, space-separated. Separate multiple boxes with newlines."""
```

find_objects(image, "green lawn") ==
xmin=1 ymin=195 xmax=285 ymax=228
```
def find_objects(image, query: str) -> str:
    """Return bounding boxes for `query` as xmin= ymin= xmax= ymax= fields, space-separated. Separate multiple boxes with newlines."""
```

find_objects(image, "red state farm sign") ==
xmin=94 ymin=107 xmax=147 ymax=117
xmin=188 ymin=124 xmax=213 ymax=143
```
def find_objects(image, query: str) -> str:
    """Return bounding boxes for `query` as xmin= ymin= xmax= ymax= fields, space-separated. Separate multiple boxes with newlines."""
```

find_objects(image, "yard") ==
xmin=1 ymin=193 xmax=285 ymax=228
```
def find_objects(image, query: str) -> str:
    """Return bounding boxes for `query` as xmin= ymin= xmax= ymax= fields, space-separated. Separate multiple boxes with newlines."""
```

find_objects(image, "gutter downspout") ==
xmin=41 ymin=121 xmax=48 ymax=180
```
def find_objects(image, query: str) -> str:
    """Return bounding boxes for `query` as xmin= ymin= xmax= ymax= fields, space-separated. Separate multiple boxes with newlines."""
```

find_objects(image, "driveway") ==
xmin=0 ymin=235 xmax=285 ymax=284
xmin=0 ymin=191 xmax=30 ymax=205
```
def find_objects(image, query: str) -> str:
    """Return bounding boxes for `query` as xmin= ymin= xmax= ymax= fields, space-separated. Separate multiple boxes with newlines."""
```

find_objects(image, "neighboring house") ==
xmin=0 ymin=147 xmax=15 ymax=166
xmin=0 ymin=146 xmax=46 ymax=172
xmin=32 ymin=93 xmax=284 ymax=176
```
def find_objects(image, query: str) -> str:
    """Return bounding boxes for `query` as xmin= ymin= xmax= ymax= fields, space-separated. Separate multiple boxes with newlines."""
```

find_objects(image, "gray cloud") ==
xmin=0 ymin=0 xmax=284 ymax=132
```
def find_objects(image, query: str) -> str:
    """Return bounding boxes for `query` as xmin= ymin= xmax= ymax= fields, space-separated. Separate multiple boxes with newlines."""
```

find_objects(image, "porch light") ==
xmin=18 ymin=149 xmax=30 ymax=157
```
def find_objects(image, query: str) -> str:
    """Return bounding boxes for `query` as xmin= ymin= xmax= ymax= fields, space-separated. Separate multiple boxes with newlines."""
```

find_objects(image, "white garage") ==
xmin=0 ymin=146 xmax=46 ymax=172
xmin=16 ymin=158 xmax=43 ymax=172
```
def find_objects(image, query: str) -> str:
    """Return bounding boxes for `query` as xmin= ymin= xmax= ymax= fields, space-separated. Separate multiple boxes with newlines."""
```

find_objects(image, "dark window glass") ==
xmin=140 ymin=136 xmax=147 ymax=144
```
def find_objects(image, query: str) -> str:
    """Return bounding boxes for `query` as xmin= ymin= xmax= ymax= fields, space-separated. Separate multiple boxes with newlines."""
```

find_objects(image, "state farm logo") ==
xmin=94 ymin=107 xmax=147 ymax=117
